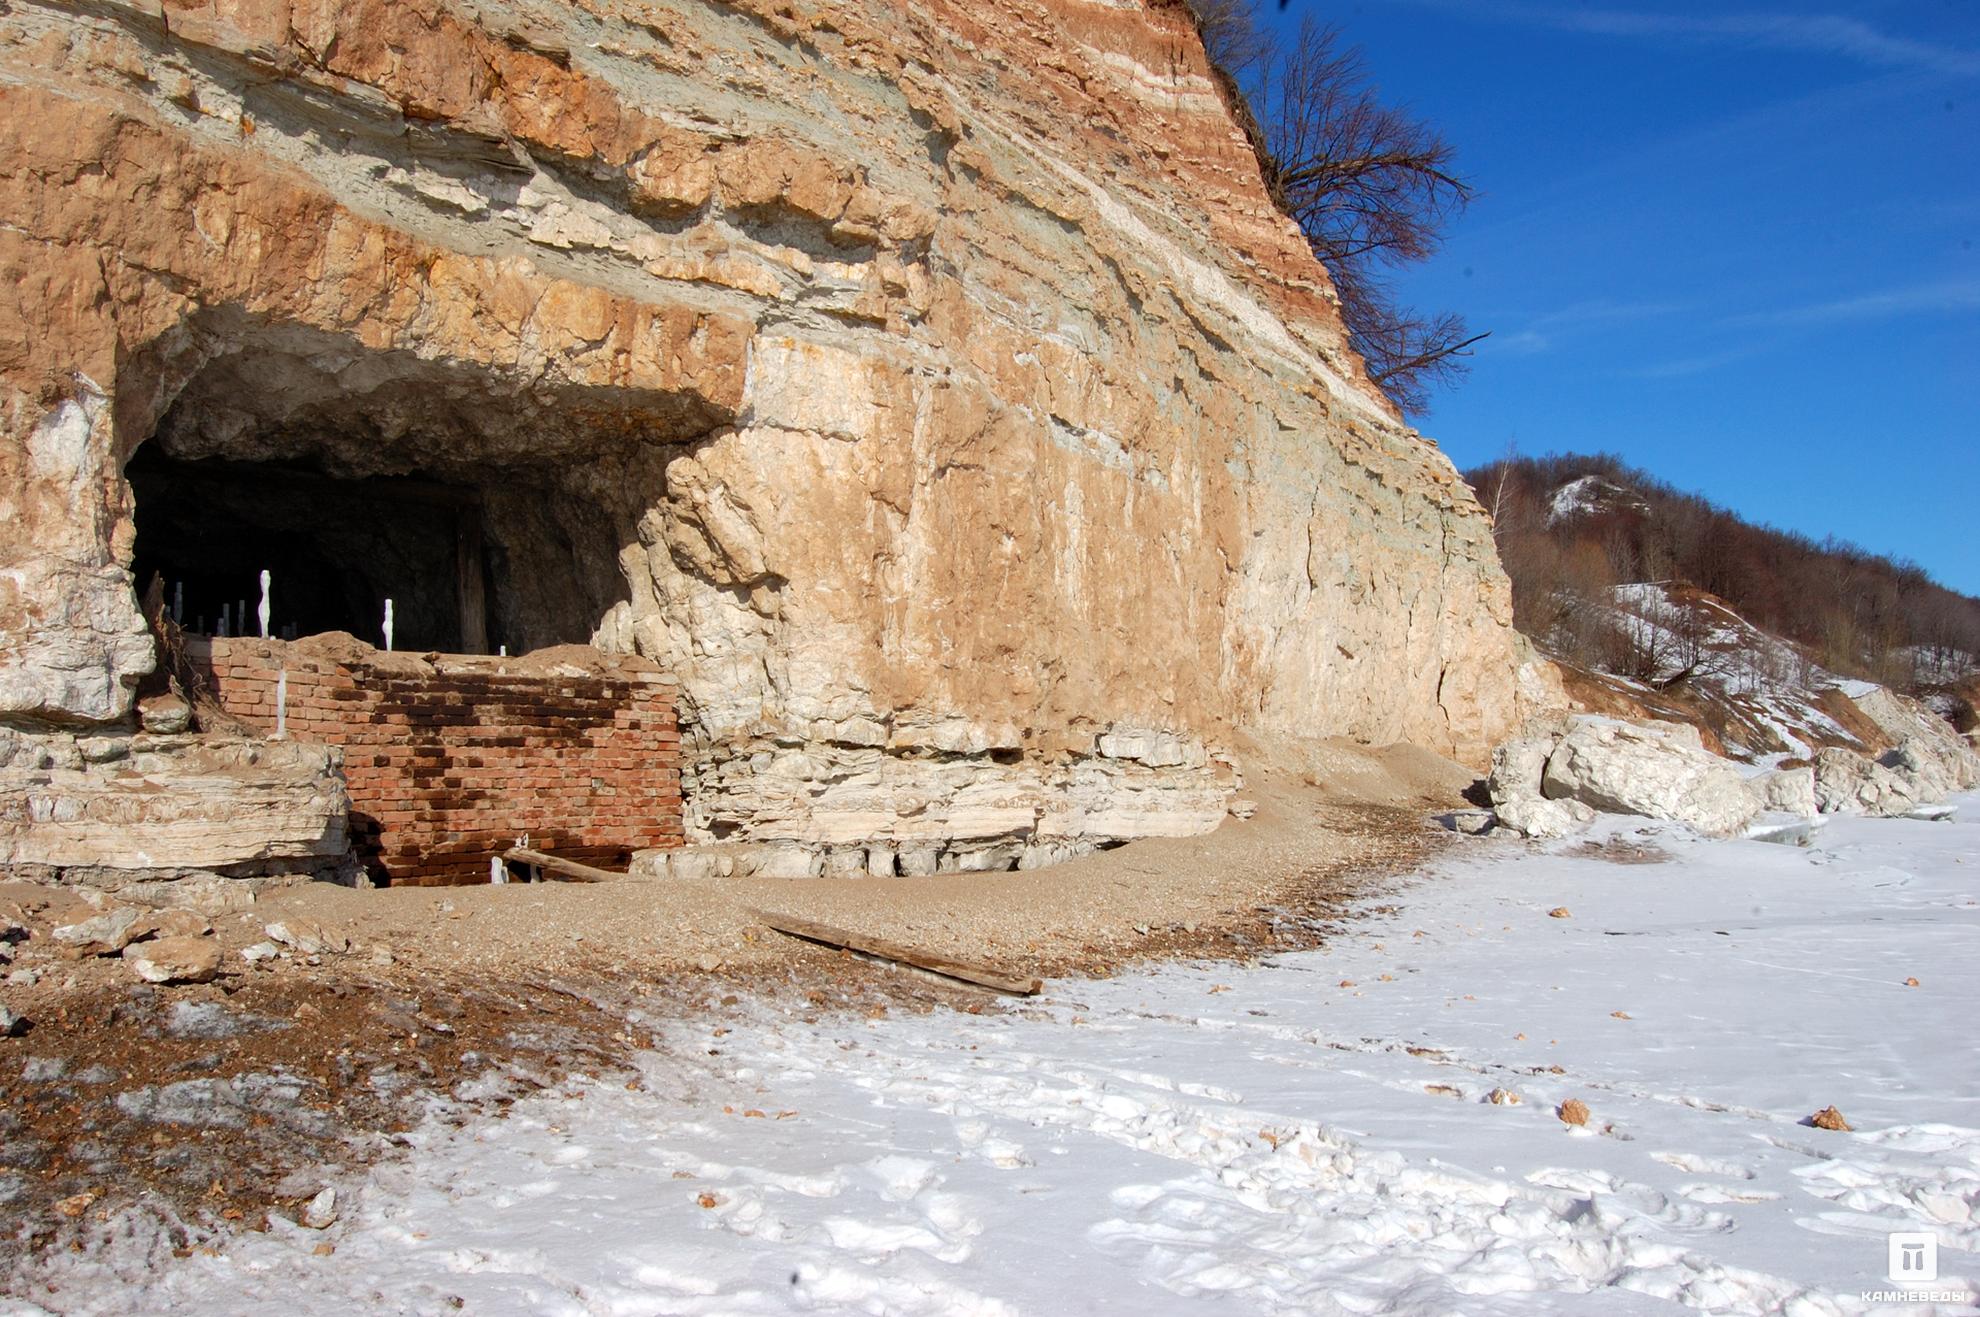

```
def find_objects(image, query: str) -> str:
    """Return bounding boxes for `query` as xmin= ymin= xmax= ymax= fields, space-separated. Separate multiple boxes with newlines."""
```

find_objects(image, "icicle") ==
xmin=275 ymin=670 xmax=288 ymax=739
xmin=382 ymin=598 xmax=395 ymax=652
xmin=489 ymin=855 xmax=508 ymax=886
xmin=258 ymin=570 xmax=272 ymax=639
xmin=171 ymin=582 xmax=183 ymax=624
xmin=216 ymin=606 xmax=229 ymax=639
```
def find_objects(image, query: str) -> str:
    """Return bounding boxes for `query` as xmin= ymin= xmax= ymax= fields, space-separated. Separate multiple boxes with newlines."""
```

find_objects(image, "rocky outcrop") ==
xmin=0 ymin=0 xmax=1527 ymax=872
xmin=1797 ymin=687 xmax=1979 ymax=818
xmin=1753 ymin=766 xmax=1818 ymax=817
xmin=1811 ymin=748 xmax=1917 ymax=818
xmin=1489 ymin=694 xmax=1979 ymax=839
xmin=1490 ymin=716 xmax=1762 ymax=838
xmin=0 ymin=732 xmax=349 ymax=878
xmin=1811 ymin=734 xmax=1979 ymax=819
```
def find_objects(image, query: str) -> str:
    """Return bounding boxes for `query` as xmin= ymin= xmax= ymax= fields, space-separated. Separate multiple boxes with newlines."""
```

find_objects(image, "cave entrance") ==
xmin=115 ymin=314 xmax=721 ymax=659
xmin=129 ymin=448 xmax=494 ymax=653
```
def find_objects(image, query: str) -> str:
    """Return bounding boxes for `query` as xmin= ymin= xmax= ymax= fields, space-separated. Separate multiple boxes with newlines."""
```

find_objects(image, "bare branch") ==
xmin=1183 ymin=8 xmax=1481 ymax=415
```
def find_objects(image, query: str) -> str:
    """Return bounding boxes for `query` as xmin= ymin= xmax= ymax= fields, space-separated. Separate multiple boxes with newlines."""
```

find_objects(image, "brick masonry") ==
xmin=186 ymin=638 xmax=682 ymax=885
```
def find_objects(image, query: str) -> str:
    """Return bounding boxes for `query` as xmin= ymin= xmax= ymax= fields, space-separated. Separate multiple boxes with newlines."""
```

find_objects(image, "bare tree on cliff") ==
xmin=1188 ymin=4 xmax=1484 ymax=415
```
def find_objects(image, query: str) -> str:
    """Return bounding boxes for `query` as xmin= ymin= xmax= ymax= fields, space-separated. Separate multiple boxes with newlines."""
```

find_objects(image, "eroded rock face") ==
xmin=0 ymin=0 xmax=1527 ymax=866
xmin=0 ymin=735 xmax=350 ymax=876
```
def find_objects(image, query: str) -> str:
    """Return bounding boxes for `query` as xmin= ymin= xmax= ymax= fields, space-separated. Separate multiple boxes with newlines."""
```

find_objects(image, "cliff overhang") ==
xmin=0 ymin=0 xmax=1527 ymax=880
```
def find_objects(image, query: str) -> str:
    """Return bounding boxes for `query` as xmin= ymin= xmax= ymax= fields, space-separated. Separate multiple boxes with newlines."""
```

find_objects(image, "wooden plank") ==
xmin=756 ymin=910 xmax=1042 ymax=997
xmin=502 ymin=846 xmax=623 ymax=884
xmin=456 ymin=502 xmax=489 ymax=656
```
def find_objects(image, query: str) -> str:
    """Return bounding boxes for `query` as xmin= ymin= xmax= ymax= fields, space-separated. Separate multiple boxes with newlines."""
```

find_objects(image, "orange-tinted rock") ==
xmin=0 ymin=0 xmax=1533 ymax=866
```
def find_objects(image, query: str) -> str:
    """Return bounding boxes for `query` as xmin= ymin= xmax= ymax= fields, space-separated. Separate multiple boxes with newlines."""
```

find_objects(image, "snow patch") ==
xmin=21 ymin=804 xmax=1980 ymax=1314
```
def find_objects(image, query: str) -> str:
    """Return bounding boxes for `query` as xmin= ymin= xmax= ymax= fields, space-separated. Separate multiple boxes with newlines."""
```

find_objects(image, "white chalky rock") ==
xmin=1882 ymin=739 xmax=1963 ymax=801
xmin=264 ymin=919 xmax=348 ymax=955
xmin=1753 ymin=766 xmax=1818 ymax=817
xmin=1487 ymin=729 xmax=1561 ymax=807
xmin=1494 ymin=794 xmax=1594 ymax=840
xmin=52 ymin=906 xmax=139 ymax=956
xmin=1539 ymin=719 xmax=1762 ymax=837
xmin=1812 ymin=748 xmax=1918 ymax=817
xmin=302 ymin=1187 xmax=338 ymax=1229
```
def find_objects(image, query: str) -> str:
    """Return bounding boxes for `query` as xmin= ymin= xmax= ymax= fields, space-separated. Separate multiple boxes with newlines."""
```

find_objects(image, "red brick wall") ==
xmin=186 ymin=638 xmax=682 ymax=885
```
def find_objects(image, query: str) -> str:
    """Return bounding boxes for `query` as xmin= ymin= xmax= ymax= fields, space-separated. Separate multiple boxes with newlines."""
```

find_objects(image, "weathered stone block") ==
xmin=0 ymin=736 xmax=349 ymax=875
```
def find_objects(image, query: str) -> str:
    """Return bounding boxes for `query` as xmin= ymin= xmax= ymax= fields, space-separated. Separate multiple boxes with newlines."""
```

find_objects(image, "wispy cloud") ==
xmin=1624 ymin=344 xmax=1769 ymax=380
xmin=1724 ymin=279 xmax=1980 ymax=329
xmin=1623 ymin=279 xmax=1979 ymax=378
xmin=1489 ymin=299 xmax=1689 ymax=355
xmin=1497 ymin=330 xmax=1553 ymax=356
xmin=1395 ymin=2 xmax=1980 ymax=78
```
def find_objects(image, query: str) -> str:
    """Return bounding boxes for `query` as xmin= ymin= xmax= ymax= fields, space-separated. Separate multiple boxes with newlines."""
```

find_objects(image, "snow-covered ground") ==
xmin=23 ymin=801 xmax=1980 ymax=1316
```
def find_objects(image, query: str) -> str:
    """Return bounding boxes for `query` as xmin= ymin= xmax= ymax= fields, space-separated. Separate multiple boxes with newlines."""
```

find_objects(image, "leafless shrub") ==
xmin=1183 ymin=5 xmax=1483 ymax=414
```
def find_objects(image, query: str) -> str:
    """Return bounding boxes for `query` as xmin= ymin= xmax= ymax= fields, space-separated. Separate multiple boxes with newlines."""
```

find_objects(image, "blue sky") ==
xmin=1254 ymin=1 xmax=1978 ymax=594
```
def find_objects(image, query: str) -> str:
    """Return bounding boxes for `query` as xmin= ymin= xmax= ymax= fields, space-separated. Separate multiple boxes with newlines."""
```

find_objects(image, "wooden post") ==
xmin=456 ymin=502 xmax=488 ymax=655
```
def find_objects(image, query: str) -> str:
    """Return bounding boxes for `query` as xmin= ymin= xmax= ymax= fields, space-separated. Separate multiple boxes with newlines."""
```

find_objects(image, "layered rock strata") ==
xmin=1 ymin=0 xmax=1527 ymax=872
xmin=0 ymin=730 xmax=350 ymax=878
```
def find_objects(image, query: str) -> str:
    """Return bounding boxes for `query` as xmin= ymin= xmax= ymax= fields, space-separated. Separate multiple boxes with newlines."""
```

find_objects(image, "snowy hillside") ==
xmin=1585 ymin=582 xmax=1872 ymax=762
xmin=26 ymin=801 xmax=1980 ymax=1314
xmin=1547 ymin=474 xmax=1649 ymax=526
xmin=1467 ymin=453 xmax=1980 ymax=713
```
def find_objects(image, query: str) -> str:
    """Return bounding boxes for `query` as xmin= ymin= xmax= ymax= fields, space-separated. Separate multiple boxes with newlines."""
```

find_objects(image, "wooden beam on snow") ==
xmin=756 ymin=910 xmax=1043 ymax=996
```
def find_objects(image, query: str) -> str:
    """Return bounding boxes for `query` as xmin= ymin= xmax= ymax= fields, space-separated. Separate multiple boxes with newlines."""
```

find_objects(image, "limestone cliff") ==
xmin=0 ymin=0 xmax=1527 ymax=873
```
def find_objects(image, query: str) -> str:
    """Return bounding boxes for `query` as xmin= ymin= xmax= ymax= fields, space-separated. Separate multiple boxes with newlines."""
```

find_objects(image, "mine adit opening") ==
xmin=129 ymin=449 xmax=496 ymax=653
xmin=109 ymin=314 xmax=729 ymax=885
xmin=119 ymin=316 xmax=728 ymax=659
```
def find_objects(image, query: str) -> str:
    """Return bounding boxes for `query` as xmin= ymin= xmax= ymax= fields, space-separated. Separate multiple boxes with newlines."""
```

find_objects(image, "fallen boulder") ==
xmin=264 ymin=919 xmax=349 ymax=956
xmin=1487 ymin=726 xmax=1561 ymax=808
xmin=1490 ymin=715 xmax=1762 ymax=838
xmin=1812 ymin=747 xmax=1918 ymax=817
xmin=131 ymin=909 xmax=213 ymax=943
xmin=1495 ymin=794 xmax=1595 ymax=840
xmin=1752 ymin=766 xmax=1818 ymax=817
xmin=122 ymin=935 xmax=220 ymax=985
xmin=1539 ymin=718 xmax=1761 ymax=837
xmin=52 ymin=906 xmax=140 ymax=957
